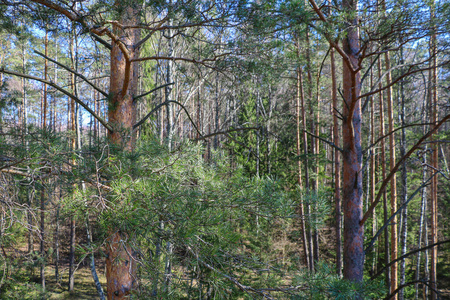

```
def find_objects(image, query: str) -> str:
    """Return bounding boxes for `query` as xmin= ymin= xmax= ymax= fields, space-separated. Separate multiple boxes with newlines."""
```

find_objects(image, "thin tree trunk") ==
xmin=68 ymin=25 xmax=77 ymax=292
xmin=299 ymin=66 xmax=313 ymax=272
xmin=54 ymin=201 xmax=60 ymax=284
xmin=414 ymin=149 xmax=427 ymax=300
xmin=295 ymin=53 xmax=309 ymax=268
xmin=313 ymin=94 xmax=320 ymax=263
xmin=370 ymin=61 xmax=377 ymax=277
xmin=378 ymin=57 xmax=390 ymax=290
xmin=22 ymin=47 xmax=33 ymax=254
xmin=166 ymin=14 xmax=174 ymax=151
xmin=429 ymin=3 xmax=438 ymax=299
xmin=385 ymin=49 xmax=398 ymax=300
xmin=398 ymin=45 xmax=408 ymax=300
xmin=330 ymin=48 xmax=342 ymax=276
xmin=40 ymin=185 xmax=45 ymax=292
xmin=256 ymin=80 xmax=260 ymax=178
xmin=305 ymin=26 xmax=316 ymax=269
xmin=40 ymin=28 xmax=49 ymax=293
xmin=86 ymin=216 xmax=105 ymax=300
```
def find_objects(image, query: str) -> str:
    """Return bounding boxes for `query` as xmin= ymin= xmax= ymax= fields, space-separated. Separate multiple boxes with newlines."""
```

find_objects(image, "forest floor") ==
xmin=3 ymin=240 xmax=450 ymax=299
xmin=2 ymin=242 xmax=106 ymax=299
xmin=45 ymin=266 xmax=106 ymax=300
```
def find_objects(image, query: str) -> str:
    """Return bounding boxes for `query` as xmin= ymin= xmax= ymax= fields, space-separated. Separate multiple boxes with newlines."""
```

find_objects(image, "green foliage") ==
xmin=0 ymin=257 xmax=45 ymax=300
xmin=292 ymin=262 xmax=386 ymax=299
xmin=75 ymin=138 xmax=296 ymax=298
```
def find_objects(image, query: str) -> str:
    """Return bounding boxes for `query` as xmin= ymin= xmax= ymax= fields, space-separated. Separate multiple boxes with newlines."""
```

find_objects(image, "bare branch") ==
xmin=304 ymin=130 xmax=343 ymax=152
xmin=193 ymin=127 xmax=261 ymax=141
xmin=0 ymin=67 xmax=112 ymax=132
xmin=133 ymin=100 xmax=202 ymax=138
xmin=372 ymin=239 xmax=450 ymax=280
xmin=361 ymin=114 xmax=450 ymax=225
xmin=133 ymin=82 xmax=174 ymax=102
xmin=34 ymin=50 xmax=108 ymax=97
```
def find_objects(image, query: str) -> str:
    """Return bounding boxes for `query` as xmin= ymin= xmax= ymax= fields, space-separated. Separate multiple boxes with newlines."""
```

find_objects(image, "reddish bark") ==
xmin=106 ymin=232 xmax=136 ymax=299
xmin=308 ymin=0 xmax=364 ymax=282
xmin=341 ymin=0 xmax=364 ymax=282
xmin=106 ymin=4 xmax=140 ymax=299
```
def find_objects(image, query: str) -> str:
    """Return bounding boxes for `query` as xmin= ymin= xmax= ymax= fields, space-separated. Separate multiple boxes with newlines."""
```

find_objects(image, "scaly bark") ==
xmin=341 ymin=0 xmax=364 ymax=282
xmin=106 ymin=3 xmax=140 ymax=299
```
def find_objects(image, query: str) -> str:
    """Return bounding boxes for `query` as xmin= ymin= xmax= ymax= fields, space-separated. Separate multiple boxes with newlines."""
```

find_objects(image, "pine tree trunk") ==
xmin=87 ymin=216 xmax=105 ymax=300
xmin=299 ymin=66 xmax=313 ymax=272
xmin=305 ymin=27 xmax=316 ymax=269
xmin=330 ymin=48 xmax=342 ymax=276
xmin=370 ymin=62 xmax=377 ymax=277
xmin=385 ymin=50 xmax=398 ymax=300
xmin=54 ymin=201 xmax=60 ymax=284
xmin=295 ymin=57 xmax=309 ymax=269
xmin=414 ymin=149 xmax=427 ymax=299
xmin=398 ymin=46 xmax=408 ymax=300
xmin=429 ymin=4 xmax=438 ymax=295
xmin=341 ymin=0 xmax=364 ymax=282
xmin=40 ymin=29 xmax=49 ymax=293
xmin=105 ymin=3 xmax=140 ymax=299
xmin=378 ymin=57 xmax=390 ymax=290
xmin=165 ymin=15 xmax=174 ymax=151
xmin=68 ymin=25 xmax=77 ymax=292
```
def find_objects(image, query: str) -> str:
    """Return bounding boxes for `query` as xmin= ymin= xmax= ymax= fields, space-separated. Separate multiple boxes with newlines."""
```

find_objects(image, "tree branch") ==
xmin=133 ymin=82 xmax=174 ymax=101
xmin=364 ymin=171 xmax=438 ymax=253
xmin=133 ymin=100 xmax=202 ymax=138
xmin=193 ymin=127 xmax=261 ymax=141
xmin=0 ymin=67 xmax=112 ymax=132
xmin=383 ymin=280 xmax=443 ymax=300
xmin=361 ymin=114 xmax=450 ymax=225
xmin=304 ymin=130 xmax=343 ymax=152
xmin=34 ymin=50 xmax=108 ymax=97
xmin=372 ymin=239 xmax=450 ymax=280
xmin=363 ymin=122 xmax=434 ymax=153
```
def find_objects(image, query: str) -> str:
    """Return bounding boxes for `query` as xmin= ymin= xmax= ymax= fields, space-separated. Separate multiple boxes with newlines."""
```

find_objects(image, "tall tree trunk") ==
xmin=295 ymin=56 xmax=310 ymax=269
xmin=415 ymin=149 xmax=427 ymax=300
xmin=429 ymin=3 xmax=438 ymax=297
xmin=378 ymin=57 xmax=390 ymax=290
xmin=313 ymin=94 xmax=320 ymax=263
xmin=330 ymin=48 xmax=342 ymax=276
xmin=54 ymin=200 xmax=60 ymax=284
xmin=341 ymin=0 xmax=364 ymax=282
xmin=21 ymin=46 xmax=33 ymax=255
xmin=68 ymin=25 xmax=77 ymax=292
xmin=299 ymin=66 xmax=313 ymax=272
xmin=40 ymin=28 xmax=49 ymax=293
xmin=398 ymin=45 xmax=408 ymax=300
xmin=305 ymin=27 xmax=316 ymax=269
xmin=255 ymin=79 xmax=260 ymax=178
xmin=165 ymin=15 xmax=174 ymax=151
xmin=384 ymin=49 xmax=398 ymax=300
xmin=370 ymin=61 xmax=377 ymax=277
xmin=105 ymin=3 xmax=140 ymax=299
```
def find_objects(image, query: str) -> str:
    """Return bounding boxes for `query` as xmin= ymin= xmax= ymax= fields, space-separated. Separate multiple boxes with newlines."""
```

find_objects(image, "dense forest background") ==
xmin=0 ymin=0 xmax=449 ymax=299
